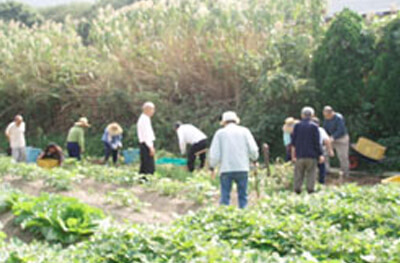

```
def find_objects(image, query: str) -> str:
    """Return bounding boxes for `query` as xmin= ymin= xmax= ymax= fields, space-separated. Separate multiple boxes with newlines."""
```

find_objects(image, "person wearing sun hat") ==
xmin=282 ymin=117 xmax=298 ymax=162
xmin=209 ymin=111 xmax=259 ymax=209
xmin=101 ymin=122 xmax=123 ymax=165
xmin=66 ymin=117 xmax=90 ymax=161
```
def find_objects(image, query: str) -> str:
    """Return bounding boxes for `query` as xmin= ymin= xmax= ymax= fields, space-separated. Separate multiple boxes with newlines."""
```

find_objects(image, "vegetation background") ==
xmin=0 ymin=0 xmax=399 ymax=169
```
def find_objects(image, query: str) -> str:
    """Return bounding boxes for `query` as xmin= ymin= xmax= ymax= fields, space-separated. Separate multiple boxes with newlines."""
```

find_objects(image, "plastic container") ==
xmin=382 ymin=175 xmax=400 ymax=184
xmin=37 ymin=159 xmax=60 ymax=169
xmin=26 ymin=147 xmax=42 ymax=163
xmin=156 ymin=157 xmax=187 ymax=166
xmin=122 ymin=149 xmax=140 ymax=164
xmin=353 ymin=137 xmax=386 ymax=161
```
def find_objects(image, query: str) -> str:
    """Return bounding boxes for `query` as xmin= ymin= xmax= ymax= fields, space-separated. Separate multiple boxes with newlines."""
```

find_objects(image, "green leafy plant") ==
xmin=105 ymin=188 xmax=149 ymax=212
xmin=12 ymin=193 xmax=105 ymax=244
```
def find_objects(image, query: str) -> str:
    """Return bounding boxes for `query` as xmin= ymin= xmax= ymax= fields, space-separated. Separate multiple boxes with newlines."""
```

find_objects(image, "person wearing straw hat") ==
xmin=5 ymin=115 xmax=26 ymax=163
xmin=209 ymin=111 xmax=259 ymax=209
xmin=66 ymin=117 xmax=90 ymax=161
xmin=282 ymin=117 xmax=298 ymax=162
xmin=102 ymin=122 xmax=123 ymax=165
xmin=137 ymin=102 xmax=156 ymax=175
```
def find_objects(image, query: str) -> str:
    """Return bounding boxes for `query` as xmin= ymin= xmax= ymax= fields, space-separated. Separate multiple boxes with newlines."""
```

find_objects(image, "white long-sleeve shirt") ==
xmin=209 ymin=123 xmax=259 ymax=173
xmin=5 ymin=122 xmax=26 ymax=148
xmin=137 ymin=114 xmax=155 ymax=148
xmin=177 ymin=124 xmax=207 ymax=154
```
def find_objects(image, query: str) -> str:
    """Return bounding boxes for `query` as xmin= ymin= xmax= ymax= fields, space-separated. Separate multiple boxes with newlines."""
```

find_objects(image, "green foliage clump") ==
xmin=12 ymin=193 xmax=105 ymax=244
xmin=370 ymin=18 xmax=400 ymax=134
xmin=313 ymin=9 xmax=376 ymax=134
xmin=0 ymin=1 xmax=43 ymax=27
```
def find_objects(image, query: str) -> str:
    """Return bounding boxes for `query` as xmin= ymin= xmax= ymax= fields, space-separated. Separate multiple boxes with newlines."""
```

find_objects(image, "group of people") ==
xmin=284 ymin=106 xmax=349 ymax=194
xmin=4 ymin=102 xmax=349 ymax=209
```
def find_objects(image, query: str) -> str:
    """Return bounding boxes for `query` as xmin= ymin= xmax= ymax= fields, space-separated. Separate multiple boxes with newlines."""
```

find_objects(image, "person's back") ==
xmin=210 ymin=123 xmax=259 ymax=173
xmin=292 ymin=120 xmax=321 ymax=159
xmin=178 ymin=124 xmax=207 ymax=145
xmin=209 ymin=111 xmax=259 ymax=209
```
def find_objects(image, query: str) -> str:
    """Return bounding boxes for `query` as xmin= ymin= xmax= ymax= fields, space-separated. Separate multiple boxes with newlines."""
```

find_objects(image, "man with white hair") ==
xmin=209 ymin=111 xmax=259 ymax=209
xmin=5 ymin=115 xmax=26 ymax=162
xmin=291 ymin=107 xmax=324 ymax=194
xmin=137 ymin=102 xmax=156 ymax=175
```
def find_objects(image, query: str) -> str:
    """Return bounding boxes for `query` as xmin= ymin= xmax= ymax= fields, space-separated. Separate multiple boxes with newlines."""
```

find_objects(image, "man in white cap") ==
xmin=291 ymin=107 xmax=324 ymax=194
xmin=209 ymin=111 xmax=259 ymax=209
xmin=5 ymin=115 xmax=26 ymax=162
xmin=175 ymin=121 xmax=207 ymax=172
xmin=137 ymin=102 xmax=156 ymax=175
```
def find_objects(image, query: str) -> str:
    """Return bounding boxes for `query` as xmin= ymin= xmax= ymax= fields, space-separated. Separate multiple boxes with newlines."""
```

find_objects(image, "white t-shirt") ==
xmin=177 ymin=124 xmax=207 ymax=154
xmin=5 ymin=122 xmax=26 ymax=148
xmin=137 ymin=113 xmax=155 ymax=148
xmin=318 ymin=127 xmax=329 ymax=147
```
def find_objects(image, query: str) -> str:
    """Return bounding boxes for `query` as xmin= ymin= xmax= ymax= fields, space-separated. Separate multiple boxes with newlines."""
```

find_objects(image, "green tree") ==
xmin=313 ymin=9 xmax=375 ymax=113
xmin=0 ymin=1 xmax=42 ymax=27
xmin=370 ymin=17 xmax=400 ymax=134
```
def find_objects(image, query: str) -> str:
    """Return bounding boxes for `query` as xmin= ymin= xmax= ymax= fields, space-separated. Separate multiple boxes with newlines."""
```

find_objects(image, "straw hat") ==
xmin=107 ymin=122 xmax=123 ymax=136
xmin=284 ymin=117 xmax=296 ymax=125
xmin=220 ymin=111 xmax=240 ymax=125
xmin=75 ymin=117 xmax=91 ymax=127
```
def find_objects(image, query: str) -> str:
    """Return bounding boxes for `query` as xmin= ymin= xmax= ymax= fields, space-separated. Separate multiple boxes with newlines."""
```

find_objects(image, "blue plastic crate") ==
xmin=156 ymin=157 xmax=187 ymax=166
xmin=122 ymin=149 xmax=140 ymax=164
xmin=26 ymin=147 xmax=42 ymax=163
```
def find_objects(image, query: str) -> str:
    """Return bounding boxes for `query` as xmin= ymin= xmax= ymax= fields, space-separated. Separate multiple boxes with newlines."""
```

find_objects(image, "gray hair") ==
xmin=301 ymin=106 xmax=315 ymax=117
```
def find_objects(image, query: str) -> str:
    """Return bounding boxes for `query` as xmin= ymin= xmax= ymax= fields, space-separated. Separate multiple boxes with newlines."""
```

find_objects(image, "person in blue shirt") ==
xmin=291 ymin=107 xmax=324 ymax=194
xmin=282 ymin=117 xmax=298 ymax=161
xmin=102 ymin=122 xmax=123 ymax=165
xmin=322 ymin=106 xmax=350 ymax=177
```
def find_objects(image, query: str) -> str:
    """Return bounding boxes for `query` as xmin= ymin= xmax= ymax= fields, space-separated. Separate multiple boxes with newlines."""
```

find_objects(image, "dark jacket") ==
xmin=292 ymin=119 xmax=322 ymax=159
xmin=323 ymin=113 xmax=348 ymax=140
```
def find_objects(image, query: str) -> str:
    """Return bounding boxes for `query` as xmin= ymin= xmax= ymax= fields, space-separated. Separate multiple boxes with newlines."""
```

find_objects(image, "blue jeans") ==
xmin=220 ymin=172 xmax=248 ymax=209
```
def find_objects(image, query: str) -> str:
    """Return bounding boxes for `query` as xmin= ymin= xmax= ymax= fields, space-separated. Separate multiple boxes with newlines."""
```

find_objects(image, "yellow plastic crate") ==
xmin=382 ymin=175 xmax=400 ymax=185
xmin=37 ymin=159 xmax=60 ymax=169
xmin=354 ymin=137 xmax=386 ymax=161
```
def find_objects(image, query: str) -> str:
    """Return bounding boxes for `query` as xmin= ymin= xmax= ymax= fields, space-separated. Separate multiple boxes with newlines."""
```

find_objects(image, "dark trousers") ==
xmin=67 ymin=142 xmax=81 ymax=161
xmin=187 ymin=139 xmax=207 ymax=172
xmin=104 ymin=142 xmax=118 ymax=164
xmin=285 ymin=145 xmax=292 ymax=162
xmin=318 ymin=162 xmax=326 ymax=184
xmin=140 ymin=143 xmax=155 ymax=175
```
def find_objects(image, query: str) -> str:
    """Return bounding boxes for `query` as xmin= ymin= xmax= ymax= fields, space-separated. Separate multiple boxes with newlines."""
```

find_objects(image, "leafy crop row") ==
xmin=1 ymin=183 xmax=399 ymax=262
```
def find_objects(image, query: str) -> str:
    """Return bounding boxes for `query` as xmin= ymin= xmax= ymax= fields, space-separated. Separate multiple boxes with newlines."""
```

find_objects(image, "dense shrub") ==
xmin=0 ymin=1 xmax=42 ymax=27
xmin=369 ymin=18 xmax=400 ymax=135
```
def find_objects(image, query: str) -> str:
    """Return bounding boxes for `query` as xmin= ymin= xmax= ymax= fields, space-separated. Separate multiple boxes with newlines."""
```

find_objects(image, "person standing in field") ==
xmin=209 ymin=111 xmax=259 ymax=209
xmin=311 ymin=117 xmax=334 ymax=184
xmin=66 ymin=117 xmax=90 ymax=161
xmin=291 ymin=107 xmax=324 ymax=194
xmin=102 ymin=122 xmax=123 ymax=165
xmin=322 ymin=106 xmax=350 ymax=177
xmin=175 ymin=122 xmax=208 ymax=172
xmin=5 ymin=115 xmax=26 ymax=162
xmin=282 ymin=117 xmax=297 ymax=162
xmin=137 ymin=102 xmax=156 ymax=175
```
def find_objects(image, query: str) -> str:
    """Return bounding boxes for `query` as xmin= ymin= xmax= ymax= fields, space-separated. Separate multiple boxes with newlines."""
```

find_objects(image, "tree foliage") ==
xmin=370 ymin=17 xmax=400 ymax=134
xmin=313 ymin=9 xmax=375 ymax=113
xmin=0 ymin=1 xmax=42 ymax=27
